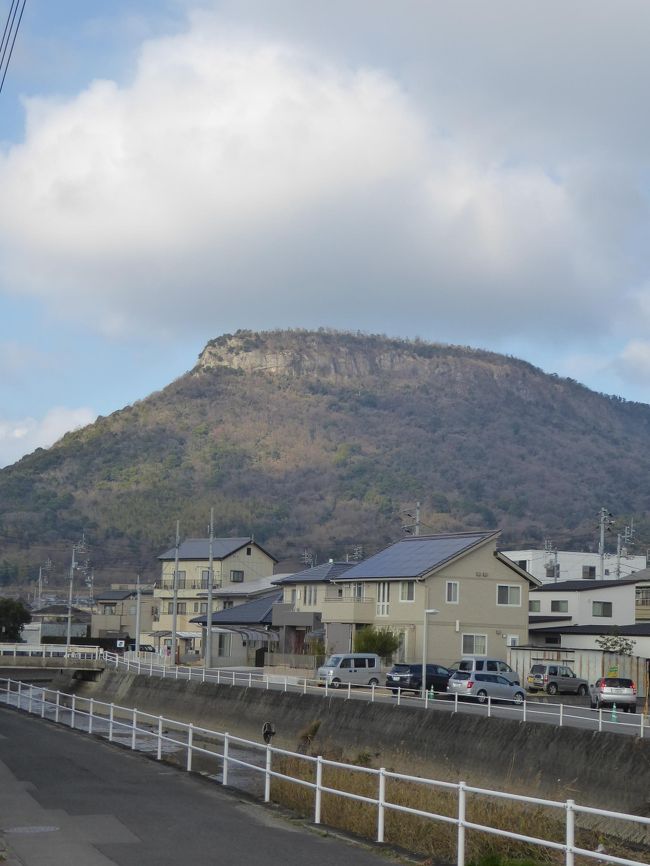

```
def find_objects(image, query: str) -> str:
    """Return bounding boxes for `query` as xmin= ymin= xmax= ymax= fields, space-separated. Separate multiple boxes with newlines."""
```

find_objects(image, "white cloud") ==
xmin=0 ymin=407 xmax=97 ymax=469
xmin=0 ymin=7 xmax=648 ymax=354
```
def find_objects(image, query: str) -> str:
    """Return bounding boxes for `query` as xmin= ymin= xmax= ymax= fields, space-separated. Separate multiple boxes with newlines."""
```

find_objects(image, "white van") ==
xmin=317 ymin=653 xmax=382 ymax=688
xmin=450 ymin=657 xmax=520 ymax=685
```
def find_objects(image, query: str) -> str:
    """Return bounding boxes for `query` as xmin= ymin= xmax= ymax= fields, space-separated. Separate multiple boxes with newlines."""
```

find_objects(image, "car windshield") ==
xmin=457 ymin=660 xmax=473 ymax=672
xmin=391 ymin=665 xmax=411 ymax=673
xmin=324 ymin=655 xmax=342 ymax=667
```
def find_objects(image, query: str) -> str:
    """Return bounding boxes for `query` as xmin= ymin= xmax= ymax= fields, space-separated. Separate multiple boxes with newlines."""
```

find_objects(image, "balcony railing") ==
xmin=159 ymin=581 xmax=222 ymax=592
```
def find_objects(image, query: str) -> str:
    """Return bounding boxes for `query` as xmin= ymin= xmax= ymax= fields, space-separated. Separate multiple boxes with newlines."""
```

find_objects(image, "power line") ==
xmin=0 ymin=0 xmax=27 ymax=96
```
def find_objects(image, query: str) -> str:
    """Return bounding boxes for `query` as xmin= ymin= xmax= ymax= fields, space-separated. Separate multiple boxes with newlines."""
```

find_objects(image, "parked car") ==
xmin=527 ymin=663 xmax=588 ymax=696
xmin=589 ymin=677 xmax=637 ymax=712
xmin=449 ymin=657 xmax=520 ymax=685
xmin=447 ymin=671 xmax=526 ymax=704
xmin=317 ymin=653 xmax=382 ymax=688
xmin=385 ymin=663 xmax=452 ymax=694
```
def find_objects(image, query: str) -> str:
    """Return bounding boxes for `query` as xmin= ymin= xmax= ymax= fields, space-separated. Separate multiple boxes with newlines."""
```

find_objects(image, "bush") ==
xmin=353 ymin=626 xmax=400 ymax=661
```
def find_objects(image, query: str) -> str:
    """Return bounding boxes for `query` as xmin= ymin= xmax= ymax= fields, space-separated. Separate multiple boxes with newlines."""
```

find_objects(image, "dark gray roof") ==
xmin=338 ymin=532 xmax=498 ymax=581
xmin=532 ymin=578 xmax=641 ymax=593
xmin=272 ymin=562 xmax=355 ymax=585
xmin=158 ymin=537 xmax=277 ymax=563
xmin=529 ymin=615 xmax=573 ymax=624
xmin=190 ymin=591 xmax=282 ymax=626
xmin=531 ymin=623 xmax=650 ymax=636
xmin=95 ymin=590 xmax=134 ymax=601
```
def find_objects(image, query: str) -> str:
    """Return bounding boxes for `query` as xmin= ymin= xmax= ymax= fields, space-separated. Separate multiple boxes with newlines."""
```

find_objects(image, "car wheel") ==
xmin=390 ymin=688 xmax=398 ymax=695
xmin=589 ymin=701 xmax=597 ymax=710
xmin=369 ymin=678 xmax=379 ymax=687
xmin=546 ymin=683 xmax=558 ymax=696
xmin=330 ymin=678 xmax=341 ymax=689
xmin=476 ymin=689 xmax=488 ymax=704
xmin=576 ymin=684 xmax=587 ymax=697
xmin=513 ymin=692 xmax=525 ymax=705
xmin=631 ymin=705 xmax=637 ymax=714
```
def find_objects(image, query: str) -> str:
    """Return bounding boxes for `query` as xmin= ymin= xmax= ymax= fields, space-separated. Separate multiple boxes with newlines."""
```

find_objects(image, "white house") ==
xmin=503 ymin=548 xmax=646 ymax=584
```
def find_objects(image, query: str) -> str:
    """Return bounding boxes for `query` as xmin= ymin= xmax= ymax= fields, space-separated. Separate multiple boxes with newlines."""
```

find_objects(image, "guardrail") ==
xmin=0 ymin=643 xmax=103 ymax=660
xmin=103 ymin=653 xmax=649 ymax=739
xmin=1 ymin=676 xmax=648 ymax=866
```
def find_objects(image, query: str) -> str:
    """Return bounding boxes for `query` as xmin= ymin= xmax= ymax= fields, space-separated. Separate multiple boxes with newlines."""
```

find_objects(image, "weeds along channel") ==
xmin=270 ymin=753 xmax=646 ymax=865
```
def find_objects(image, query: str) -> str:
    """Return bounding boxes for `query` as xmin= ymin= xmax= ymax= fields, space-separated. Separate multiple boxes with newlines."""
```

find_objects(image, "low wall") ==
xmin=57 ymin=669 xmax=650 ymax=821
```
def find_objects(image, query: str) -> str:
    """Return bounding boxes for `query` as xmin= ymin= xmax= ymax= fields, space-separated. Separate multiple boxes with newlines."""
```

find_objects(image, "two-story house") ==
xmin=91 ymin=586 xmax=156 ymax=645
xmin=320 ymin=531 xmax=539 ymax=665
xmin=154 ymin=537 xmax=277 ymax=654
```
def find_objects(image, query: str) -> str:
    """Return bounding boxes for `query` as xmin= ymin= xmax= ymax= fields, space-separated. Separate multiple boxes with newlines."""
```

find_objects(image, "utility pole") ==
xmin=37 ymin=566 xmax=43 ymax=609
xmin=598 ymin=507 xmax=614 ymax=581
xmin=205 ymin=508 xmax=215 ymax=670
xmin=402 ymin=502 xmax=422 ymax=536
xmin=134 ymin=573 xmax=141 ymax=653
xmin=616 ymin=521 xmax=636 ymax=578
xmin=66 ymin=544 xmax=77 ymax=652
xmin=171 ymin=521 xmax=180 ymax=665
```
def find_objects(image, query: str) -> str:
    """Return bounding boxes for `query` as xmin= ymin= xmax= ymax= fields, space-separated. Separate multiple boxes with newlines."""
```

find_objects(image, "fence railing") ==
xmin=103 ymin=653 xmax=649 ymax=739
xmin=1 ymin=676 xmax=648 ymax=866
xmin=0 ymin=643 xmax=103 ymax=660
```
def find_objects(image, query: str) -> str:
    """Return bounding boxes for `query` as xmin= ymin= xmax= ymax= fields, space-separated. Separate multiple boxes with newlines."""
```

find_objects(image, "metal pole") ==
xmin=377 ymin=767 xmax=386 ymax=843
xmin=222 ymin=733 xmax=230 ymax=786
xmin=131 ymin=708 xmax=137 ymax=750
xmin=66 ymin=544 xmax=76 ymax=651
xmin=457 ymin=781 xmax=467 ymax=866
xmin=109 ymin=704 xmax=114 ymax=741
xmin=314 ymin=756 xmax=323 ymax=824
xmin=421 ymin=608 xmax=439 ymax=700
xmin=565 ymin=799 xmax=575 ymax=866
xmin=157 ymin=716 xmax=163 ymax=760
xmin=264 ymin=745 xmax=272 ymax=802
xmin=55 ymin=690 xmax=60 ymax=723
xmin=205 ymin=508 xmax=215 ymax=670
xmin=88 ymin=698 xmax=94 ymax=734
xmin=71 ymin=694 xmax=76 ymax=728
xmin=134 ymin=573 xmax=141 ymax=654
xmin=171 ymin=520 xmax=180 ymax=667
xmin=187 ymin=724 xmax=193 ymax=772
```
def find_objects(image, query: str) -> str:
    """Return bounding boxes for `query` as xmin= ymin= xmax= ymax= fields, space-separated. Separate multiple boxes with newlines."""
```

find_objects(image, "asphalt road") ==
xmin=0 ymin=706 xmax=406 ymax=866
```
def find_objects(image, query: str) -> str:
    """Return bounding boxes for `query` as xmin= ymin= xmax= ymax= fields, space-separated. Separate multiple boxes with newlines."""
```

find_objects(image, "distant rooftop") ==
xmin=158 ymin=537 xmax=277 ymax=563
xmin=531 ymin=578 xmax=641 ymax=593
xmin=272 ymin=562 xmax=355 ymax=585
xmin=190 ymin=591 xmax=282 ymax=626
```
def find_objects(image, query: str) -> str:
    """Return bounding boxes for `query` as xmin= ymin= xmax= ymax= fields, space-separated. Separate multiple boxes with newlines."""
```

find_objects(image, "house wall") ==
xmin=504 ymin=549 xmax=646 ymax=584
xmin=91 ymin=596 xmax=156 ymax=639
xmin=529 ymin=584 xmax=636 ymax=626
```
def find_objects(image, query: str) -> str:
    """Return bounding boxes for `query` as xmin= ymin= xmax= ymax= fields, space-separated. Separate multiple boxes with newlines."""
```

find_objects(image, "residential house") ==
xmin=27 ymin=604 xmax=90 ymax=642
xmin=320 ymin=531 xmax=539 ymax=666
xmin=632 ymin=568 xmax=650 ymax=622
xmin=271 ymin=562 xmax=355 ymax=653
xmin=190 ymin=591 xmax=282 ymax=666
xmin=503 ymin=547 xmax=646 ymax=584
xmin=91 ymin=586 xmax=157 ymax=645
xmin=528 ymin=578 xmax=640 ymax=647
xmin=154 ymin=537 xmax=277 ymax=655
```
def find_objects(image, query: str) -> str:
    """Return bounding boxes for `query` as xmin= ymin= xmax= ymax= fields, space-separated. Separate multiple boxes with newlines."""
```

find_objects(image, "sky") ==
xmin=1 ymin=1 xmax=650 ymax=468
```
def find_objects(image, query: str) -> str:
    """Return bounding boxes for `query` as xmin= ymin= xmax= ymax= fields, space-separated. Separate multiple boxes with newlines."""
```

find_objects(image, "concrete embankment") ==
xmin=54 ymin=669 xmax=650 ymax=821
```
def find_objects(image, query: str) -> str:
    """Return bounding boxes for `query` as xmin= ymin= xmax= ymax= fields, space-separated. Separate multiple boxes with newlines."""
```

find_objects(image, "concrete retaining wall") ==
xmin=58 ymin=670 xmax=650 ymax=820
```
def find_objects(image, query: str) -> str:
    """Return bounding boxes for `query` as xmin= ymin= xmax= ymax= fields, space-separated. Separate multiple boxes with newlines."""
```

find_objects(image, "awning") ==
xmin=207 ymin=625 xmax=279 ymax=644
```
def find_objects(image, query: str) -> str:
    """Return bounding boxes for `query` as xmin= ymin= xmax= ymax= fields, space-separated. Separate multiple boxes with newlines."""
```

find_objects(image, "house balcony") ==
xmin=158 ymin=580 xmax=222 ymax=593
xmin=320 ymin=596 xmax=376 ymax=624
xmin=271 ymin=603 xmax=320 ymax=628
xmin=635 ymin=596 xmax=650 ymax=621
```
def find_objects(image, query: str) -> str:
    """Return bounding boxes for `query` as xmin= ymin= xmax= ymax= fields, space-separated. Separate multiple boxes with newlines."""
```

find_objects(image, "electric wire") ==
xmin=0 ymin=0 xmax=27 ymax=96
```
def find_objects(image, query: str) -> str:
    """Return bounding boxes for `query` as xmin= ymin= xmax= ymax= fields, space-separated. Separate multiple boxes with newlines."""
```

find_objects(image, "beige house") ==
xmin=154 ymin=537 xmax=277 ymax=653
xmin=320 ymin=531 xmax=540 ymax=666
xmin=91 ymin=586 xmax=156 ymax=644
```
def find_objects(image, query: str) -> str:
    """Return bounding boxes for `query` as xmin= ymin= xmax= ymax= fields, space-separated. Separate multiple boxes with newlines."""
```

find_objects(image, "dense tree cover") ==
xmin=0 ymin=598 xmax=31 ymax=641
xmin=2 ymin=329 xmax=650 ymax=588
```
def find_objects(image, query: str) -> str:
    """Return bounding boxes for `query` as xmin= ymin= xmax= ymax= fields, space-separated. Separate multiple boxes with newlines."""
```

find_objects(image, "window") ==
xmin=497 ymin=585 xmax=521 ymax=606
xmin=246 ymin=547 xmax=252 ymax=556
xmin=128 ymin=605 xmax=137 ymax=616
xmin=223 ymin=600 xmax=234 ymax=610
xmin=529 ymin=599 xmax=541 ymax=613
xmin=544 ymin=635 xmax=561 ymax=645
xmin=177 ymin=602 xmax=186 ymax=615
xmin=505 ymin=635 xmax=519 ymax=647
xmin=230 ymin=570 xmax=244 ymax=583
xmin=193 ymin=602 xmax=199 ymax=613
xmin=516 ymin=560 xmax=527 ymax=570
xmin=166 ymin=601 xmax=174 ymax=615
xmin=352 ymin=583 xmax=364 ymax=599
xmin=290 ymin=588 xmax=297 ymax=606
xmin=462 ymin=633 xmax=487 ymax=655
xmin=400 ymin=581 xmax=414 ymax=602
xmin=174 ymin=570 xmax=186 ymax=589
xmin=201 ymin=569 xmax=211 ymax=588
xmin=545 ymin=565 xmax=556 ymax=579
xmin=446 ymin=581 xmax=459 ymax=604
xmin=305 ymin=585 xmax=318 ymax=606
xmin=551 ymin=600 xmax=568 ymax=613
xmin=582 ymin=566 xmax=596 ymax=580
xmin=200 ymin=602 xmax=208 ymax=614
xmin=217 ymin=633 xmax=231 ymax=656
xmin=102 ymin=604 xmax=116 ymax=615
xmin=376 ymin=582 xmax=390 ymax=617
xmin=592 ymin=601 xmax=613 ymax=617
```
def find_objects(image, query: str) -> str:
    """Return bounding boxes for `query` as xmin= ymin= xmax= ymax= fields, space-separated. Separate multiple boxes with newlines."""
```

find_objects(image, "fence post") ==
xmin=565 ymin=799 xmax=575 ymax=866
xmin=187 ymin=724 xmax=194 ymax=772
xmin=249 ymin=673 xmax=252 ymax=688
xmin=157 ymin=716 xmax=163 ymax=760
xmin=89 ymin=698 xmax=94 ymax=734
xmin=522 ymin=699 xmax=527 ymax=723
xmin=264 ymin=745 xmax=272 ymax=802
xmin=232 ymin=671 xmax=235 ymax=686
xmin=347 ymin=682 xmax=351 ymax=700
xmin=203 ymin=667 xmax=206 ymax=684
xmin=175 ymin=666 xmax=179 ymax=680
xmin=109 ymin=704 xmax=115 ymax=742
xmin=559 ymin=703 xmax=564 ymax=728
xmin=487 ymin=696 xmax=491 ymax=718
xmin=397 ymin=688 xmax=401 ymax=707
xmin=284 ymin=676 xmax=288 ymax=693
xmin=640 ymin=712 xmax=645 ymax=739
xmin=188 ymin=667 xmax=191 ymax=682
xmin=223 ymin=733 xmax=230 ymax=786
xmin=55 ymin=690 xmax=60 ymax=723
xmin=371 ymin=682 xmax=375 ymax=703
xmin=41 ymin=688 xmax=47 ymax=719
xmin=304 ymin=677 xmax=308 ymax=696
xmin=377 ymin=767 xmax=386 ymax=843
xmin=454 ymin=692 xmax=459 ymax=713
xmin=131 ymin=708 xmax=137 ymax=750
xmin=150 ymin=658 xmax=154 ymax=676
xmin=17 ymin=680 xmax=22 ymax=709
xmin=217 ymin=669 xmax=221 ymax=685
xmin=266 ymin=675 xmax=270 ymax=691
xmin=314 ymin=756 xmax=323 ymax=825
xmin=598 ymin=708 xmax=603 ymax=733
xmin=71 ymin=694 xmax=76 ymax=728
xmin=457 ymin=781 xmax=466 ymax=866
xmin=28 ymin=684 xmax=33 ymax=714
xmin=424 ymin=690 xmax=429 ymax=710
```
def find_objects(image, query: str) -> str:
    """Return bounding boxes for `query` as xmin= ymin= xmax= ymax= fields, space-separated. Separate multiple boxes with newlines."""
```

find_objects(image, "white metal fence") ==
xmin=1 ymin=676 xmax=648 ymax=866
xmin=103 ymin=653 xmax=649 ymax=739
xmin=0 ymin=643 xmax=103 ymax=659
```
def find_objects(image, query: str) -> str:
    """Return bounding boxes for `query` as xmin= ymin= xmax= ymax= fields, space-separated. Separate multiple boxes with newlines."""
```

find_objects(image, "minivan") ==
xmin=317 ymin=653 xmax=382 ymax=688
xmin=450 ymin=657 xmax=520 ymax=685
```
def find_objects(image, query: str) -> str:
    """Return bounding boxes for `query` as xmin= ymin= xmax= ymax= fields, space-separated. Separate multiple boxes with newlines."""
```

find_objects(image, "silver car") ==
xmin=447 ymin=671 xmax=526 ymax=705
xmin=589 ymin=677 xmax=637 ymax=712
xmin=527 ymin=663 xmax=588 ymax=696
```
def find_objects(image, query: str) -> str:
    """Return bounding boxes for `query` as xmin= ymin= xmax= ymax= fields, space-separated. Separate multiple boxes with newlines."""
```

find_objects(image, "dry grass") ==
xmin=270 ymin=755 xmax=648 ymax=865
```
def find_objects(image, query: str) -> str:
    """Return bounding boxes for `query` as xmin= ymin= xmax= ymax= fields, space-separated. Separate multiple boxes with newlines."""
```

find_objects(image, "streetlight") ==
xmin=422 ymin=608 xmax=440 ymax=700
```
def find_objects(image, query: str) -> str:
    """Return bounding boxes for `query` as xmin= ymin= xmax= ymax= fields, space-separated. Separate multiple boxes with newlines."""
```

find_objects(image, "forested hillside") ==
xmin=2 ymin=329 xmax=650 ymax=587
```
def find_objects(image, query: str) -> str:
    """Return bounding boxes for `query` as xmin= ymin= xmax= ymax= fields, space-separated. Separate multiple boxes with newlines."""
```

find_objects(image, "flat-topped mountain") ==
xmin=2 ymin=329 xmax=650 ymax=586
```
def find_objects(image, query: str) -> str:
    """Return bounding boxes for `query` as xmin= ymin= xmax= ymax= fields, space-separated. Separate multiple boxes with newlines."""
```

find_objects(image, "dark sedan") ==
xmin=385 ymin=663 xmax=452 ymax=694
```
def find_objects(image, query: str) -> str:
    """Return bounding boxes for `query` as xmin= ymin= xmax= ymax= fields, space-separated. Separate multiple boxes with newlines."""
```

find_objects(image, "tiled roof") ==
xmin=532 ymin=578 xmax=641 ymax=593
xmin=158 ymin=537 xmax=277 ymax=563
xmin=272 ymin=562 xmax=355 ymax=585
xmin=338 ymin=532 xmax=498 ymax=581
xmin=190 ymin=591 xmax=282 ymax=626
